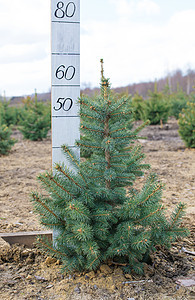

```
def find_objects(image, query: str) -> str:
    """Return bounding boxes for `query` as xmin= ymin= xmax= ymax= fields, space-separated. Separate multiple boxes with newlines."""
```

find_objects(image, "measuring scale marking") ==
xmin=51 ymin=0 xmax=80 ymax=165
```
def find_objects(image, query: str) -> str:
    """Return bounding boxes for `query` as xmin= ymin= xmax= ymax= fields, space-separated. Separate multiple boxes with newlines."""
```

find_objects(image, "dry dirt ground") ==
xmin=0 ymin=118 xmax=194 ymax=299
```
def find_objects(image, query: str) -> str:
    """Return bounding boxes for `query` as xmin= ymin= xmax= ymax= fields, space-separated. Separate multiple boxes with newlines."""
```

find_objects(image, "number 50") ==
xmin=54 ymin=97 xmax=73 ymax=111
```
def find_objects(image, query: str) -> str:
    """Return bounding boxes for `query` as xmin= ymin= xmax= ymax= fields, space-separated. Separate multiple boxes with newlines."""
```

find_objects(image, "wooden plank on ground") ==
xmin=0 ymin=231 xmax=53 ymax=248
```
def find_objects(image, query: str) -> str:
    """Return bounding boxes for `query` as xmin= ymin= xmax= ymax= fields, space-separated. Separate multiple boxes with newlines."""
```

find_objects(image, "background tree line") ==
xmin=0 ymin=68 xmax=195 ymax=155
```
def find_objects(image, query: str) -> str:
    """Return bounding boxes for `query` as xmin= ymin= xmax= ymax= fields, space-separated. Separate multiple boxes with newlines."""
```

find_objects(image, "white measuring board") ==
xmin=51 ymin=0 xmax=80 ymax=169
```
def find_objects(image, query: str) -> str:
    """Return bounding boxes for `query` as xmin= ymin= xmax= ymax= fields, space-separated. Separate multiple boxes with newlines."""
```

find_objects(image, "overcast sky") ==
xmin=0 ymin=0 xmax=195 ymax=96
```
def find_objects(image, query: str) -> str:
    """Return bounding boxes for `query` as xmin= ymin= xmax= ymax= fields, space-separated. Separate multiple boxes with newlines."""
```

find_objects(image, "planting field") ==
xmin=0 ymin=118 xmax=194 ymax=299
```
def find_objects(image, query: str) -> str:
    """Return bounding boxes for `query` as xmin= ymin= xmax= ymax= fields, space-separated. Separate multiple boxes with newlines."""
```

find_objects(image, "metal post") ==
xmin=51 ymin=0 xmax=80 ymax=168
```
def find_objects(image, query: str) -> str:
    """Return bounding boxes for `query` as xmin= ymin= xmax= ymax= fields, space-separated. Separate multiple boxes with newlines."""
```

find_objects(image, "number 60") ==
xmin=55 ymin=65 xmax=76 ymax=81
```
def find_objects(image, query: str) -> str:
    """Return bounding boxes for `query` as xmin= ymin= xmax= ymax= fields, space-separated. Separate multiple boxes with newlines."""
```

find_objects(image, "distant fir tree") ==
xmin=178 ymin=102 xmax=195 ymax=148
xmin=19 ymin=94 xmax=51 ymax=141
xmin=0 ymin=102 xmax=16 ymax=155
xmin=142 ymin=82 xmax=171 ymax=125
xmin=32 ymin=60 xmax=188 ymax=275
xmin=131 ymin=93 xmax=145 ymax=121
xmin=169 ymin=87 xmax=189 ymax=120
xmin=0 ymin=124 xmax=16 ymax=155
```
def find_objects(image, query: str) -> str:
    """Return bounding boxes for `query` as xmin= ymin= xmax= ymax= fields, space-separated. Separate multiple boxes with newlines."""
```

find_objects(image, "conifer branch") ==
xmin=68 ymin=203 xmax=88 ymax=218
xmin=116 ymin=176 xmax=133 ymax=179
xmin=38 ymin=175 xmax=63 ymax=200
xmin=134 ymin=120 xmax=150 ymax=134
xmin=81 ymin=125 xmax=104 ymax=133
xmin=122 ymin=145 xmax=133 ymax=151
xmin=89 ymin=255 xmax=101 ymax=269
xmin=127 ymin=156 xmax=144 ymax=168
xmin=88 ymin=165 xmax=104 ymax=172
xmin=135 ymin=206 xmax=164 ymax=223
xmin=62 ymin=147 xmax=87 ymax=185
xmin=110 ymin=127 xmax=127 ymax=134
xmin=168 ymin=204 xmax=186 ymax=230
xmin=77 ymin=142 xmax=102 ymax=149
xmin=80 ymin=113 xmax=97 ymax=121
xmin=100 ymin=58 xmax=104 ymax=80
xmin=92 ymin=213 xmax=110 ymax=217
xmin=112 ymin=154 xmax=129 ymax=158
xmin=111 ymin=247 xmax=123 ymax=253
xmin=88 ymin=176 xmax=103 ymax=179
xmin=78 ymin=172 xmax=88 ymax=186
xmin=62 ymin=145 xmax=87 ymax=185
xmin=37 ymin=238 xmax=67 ymax=257
xmin=104 ymin=114 xmax=111 ymax=189
xmin=110 ymin=164 xmax=126 ymax=168
xmin=39 ymin=212 xmax=46 ymax=217
xmin=170 ymin=229 xmax=188 ymax=234
xmin=62 ymin=143 xmax=86 ymax=183
xmin=91 ymin=161 xmax=107 ymax=166
xmin=110 ymin=111 xmax=132 ymax=116
xmin=100 ymin=59 xmax=109 ymax=101
xmin=55 ymin=164 xmax=82 ymax=189
xmin=62 ymin=145 xmax=80 ymax=167
xmin=131 ymin=145 xmax=143 ymax=158
xmin=79 ymin=100 xmax=100 ymax=114
xmin=139 ymin=184 xmax=163 ymax=206
xmin=132 ymin=239 xmax=147 ymax=246
xmin=112 ymin=135 xmax=135 ymax=140
xmin=32 ymin=194 xmax=65 ymax=225
xmin=48 ymin=175 xmax=74 ymax=198
xmin=110 ymin=98 xmax=127 ymax=112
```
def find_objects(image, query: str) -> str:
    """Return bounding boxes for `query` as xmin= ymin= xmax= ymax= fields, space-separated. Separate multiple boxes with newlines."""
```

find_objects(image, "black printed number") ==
xmin=54 ymin=1 xmax=76 ymax=18
xmin=55 ymin=65 xmax=76 ymax=81
xmin=54 ymin=98 xmax=73 ymax=111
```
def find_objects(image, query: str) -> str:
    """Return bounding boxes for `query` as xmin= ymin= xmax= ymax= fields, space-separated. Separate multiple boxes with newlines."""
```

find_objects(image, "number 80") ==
xmin=54 ymin=1 xmax=76 ymax=19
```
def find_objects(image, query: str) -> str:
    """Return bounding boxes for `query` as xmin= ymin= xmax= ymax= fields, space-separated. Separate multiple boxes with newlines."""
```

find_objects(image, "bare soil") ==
xmin=0 ymin=118 xmax=194 ymax=299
